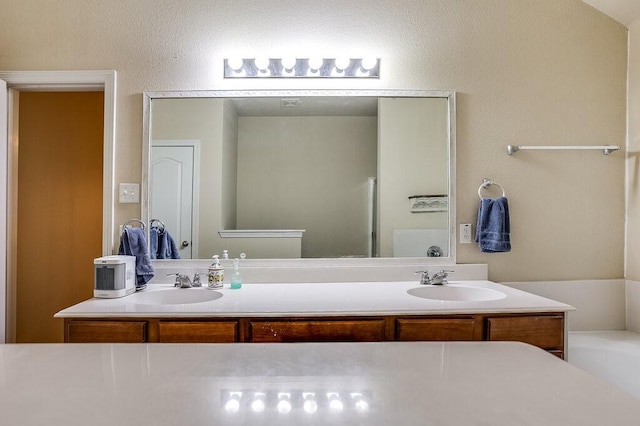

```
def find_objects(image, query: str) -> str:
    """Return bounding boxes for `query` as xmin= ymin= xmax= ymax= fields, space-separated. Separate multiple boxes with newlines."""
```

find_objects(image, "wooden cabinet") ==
xmin=63 ymin=312 xmax=565 ymax=357
xmin=250 ymin=319 xmax=386 ymax=343
xmin=66 ymin=320 xmax=146 ymax=343
xmin=158 ymin=321 xmax=237 ymax=343
xmin=486 ymin=315 xmax=564 ymax=351
xmin=396 ymin=317 xmax=481 ymax=341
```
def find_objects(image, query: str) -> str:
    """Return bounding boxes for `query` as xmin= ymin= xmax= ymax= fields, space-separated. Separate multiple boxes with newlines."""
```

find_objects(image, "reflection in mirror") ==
xmin=143 ymin=90 xmax=455 ymax=261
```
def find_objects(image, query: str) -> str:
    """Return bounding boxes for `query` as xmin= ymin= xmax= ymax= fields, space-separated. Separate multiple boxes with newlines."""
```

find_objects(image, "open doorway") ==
xmin=0 ymin=71 xmax=116 ymax=342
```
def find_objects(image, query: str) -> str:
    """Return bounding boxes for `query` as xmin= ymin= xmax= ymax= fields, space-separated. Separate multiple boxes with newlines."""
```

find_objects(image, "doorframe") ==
xmin=0 ymin=70 xmax=116 ymax=343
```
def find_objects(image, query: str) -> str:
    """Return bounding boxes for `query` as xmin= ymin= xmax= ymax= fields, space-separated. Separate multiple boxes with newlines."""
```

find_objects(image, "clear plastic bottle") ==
xmin=230 ymin=258 xmax=242 ymax=289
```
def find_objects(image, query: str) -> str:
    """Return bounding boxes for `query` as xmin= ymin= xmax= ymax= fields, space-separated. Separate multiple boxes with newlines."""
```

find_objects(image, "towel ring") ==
xmin=478 ymin=179 xmax=506 ymax=199
xmin=122 ymin=219 xmax=145 ymax=230
xmin=150 ymin=218 xmax=166 ymax=233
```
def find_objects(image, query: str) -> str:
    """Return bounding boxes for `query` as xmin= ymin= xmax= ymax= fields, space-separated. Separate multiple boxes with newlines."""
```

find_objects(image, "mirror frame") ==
xmin=142 ymin=89 xmax=456 ymax=266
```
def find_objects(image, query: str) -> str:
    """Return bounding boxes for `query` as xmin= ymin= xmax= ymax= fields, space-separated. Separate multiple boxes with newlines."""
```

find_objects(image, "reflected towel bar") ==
xmin=507 ymin=145 xmax=620 ymax=156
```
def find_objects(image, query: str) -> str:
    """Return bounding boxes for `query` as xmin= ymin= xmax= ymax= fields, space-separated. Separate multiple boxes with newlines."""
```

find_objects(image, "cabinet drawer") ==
xmin=250 ymin=320 xmax=385 ymax=343
xmin=486 ymin=316 xmax=563 ymax=349
xmin=158 ymin=321 xmax=237 ymax=343
xmin=66 ymin=320 xmax=146 ymax=343
xmin=396 ymin=318 xmax=478 ymax=341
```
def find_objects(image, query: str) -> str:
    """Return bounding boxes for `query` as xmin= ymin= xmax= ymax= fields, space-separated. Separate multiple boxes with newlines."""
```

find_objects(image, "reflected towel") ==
xmin=475 ymin=197 xmax=511 ymax=253
xmin=149 ymin=227 xmax=159 ymax=260
xmin=157 ymin=229 xmax=180 ymax=259
xmin=118 ymin=226 xmax=154 ymax=287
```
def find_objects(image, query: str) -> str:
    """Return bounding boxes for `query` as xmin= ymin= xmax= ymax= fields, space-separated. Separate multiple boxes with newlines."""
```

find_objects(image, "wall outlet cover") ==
xmin=460 ymin=223 xmax=473 ymax=244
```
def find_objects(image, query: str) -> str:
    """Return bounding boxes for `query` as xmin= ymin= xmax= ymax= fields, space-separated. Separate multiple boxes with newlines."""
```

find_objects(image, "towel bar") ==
xmin=507 ymin=145 xmax=620 ymax=155
xmin=122 ymin=219 xmax=145 ymax=230
xmin=150 ymin=218 xmax=166 ymax=233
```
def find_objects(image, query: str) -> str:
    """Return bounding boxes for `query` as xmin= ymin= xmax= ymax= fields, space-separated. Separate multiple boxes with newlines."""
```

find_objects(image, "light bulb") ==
xmin=254 ymin=57 xmax=270 ymax=70
xmin=282 ymin=56 xmax=296 ymax=69
xmin=361 ymin=57 xmax=378 ymax=70
xmin=308 ymin=57 xmax=323 ymax=70
xmin=335 ymin=57 xmax=350 ymax=70
xmin=227 ymin=58 xmax=244 ymax=71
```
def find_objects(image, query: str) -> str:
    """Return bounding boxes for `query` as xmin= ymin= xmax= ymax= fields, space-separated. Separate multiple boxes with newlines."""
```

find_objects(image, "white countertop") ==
xmin=0 ymin=341 xmax=637 ymax=425
xmin=55 ymin=280 xmax=573 ymax=318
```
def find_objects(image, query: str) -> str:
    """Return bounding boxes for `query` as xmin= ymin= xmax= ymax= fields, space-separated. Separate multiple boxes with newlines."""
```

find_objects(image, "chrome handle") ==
xmin=181 ymin=240 xmax=190 ymax=248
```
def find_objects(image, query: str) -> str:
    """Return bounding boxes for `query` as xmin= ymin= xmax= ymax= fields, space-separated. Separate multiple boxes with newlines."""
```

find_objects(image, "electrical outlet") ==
xmin=119 ymin=183 xmax=140 ymax=203
xmin=460 ymin=223 xmax=472 ymax=244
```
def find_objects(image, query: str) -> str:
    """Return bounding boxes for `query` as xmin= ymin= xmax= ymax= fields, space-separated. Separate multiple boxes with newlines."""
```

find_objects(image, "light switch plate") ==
xmin=460 ymin=223 xmax=472 ymax=244
xmin=119 ymin=183 xmax=140 ymax=203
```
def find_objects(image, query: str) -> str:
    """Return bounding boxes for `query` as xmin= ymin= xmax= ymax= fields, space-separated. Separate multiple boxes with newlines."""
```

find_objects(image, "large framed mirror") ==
xmin=142 ymin=90 xmax=456 ymax=263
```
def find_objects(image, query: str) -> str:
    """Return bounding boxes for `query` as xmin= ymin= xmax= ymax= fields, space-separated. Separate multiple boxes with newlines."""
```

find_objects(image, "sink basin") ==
xmin=127 ymin=288 xmax=223 ymax=305
xmin=407 ymin=285 xmax=506 ymax=302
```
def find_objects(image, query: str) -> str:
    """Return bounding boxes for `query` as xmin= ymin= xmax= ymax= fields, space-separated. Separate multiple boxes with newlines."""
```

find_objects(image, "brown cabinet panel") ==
xmin=250 ymin=320 xmax=385 ymax=343
xmin=396 ymin=318 xmax=478 ymax=341
xmin=158 ymin=321 xmax=237 ymax=343
xmin=66 ymin=320 xmax=146 ymax=343
xmin=486 ymin=316 xmax=563 ymax=350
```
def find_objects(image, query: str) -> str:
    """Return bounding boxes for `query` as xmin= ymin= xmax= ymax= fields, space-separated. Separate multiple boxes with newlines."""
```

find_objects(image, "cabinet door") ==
xmin=66 ymin=320 xmax=146 ymax=343
xmin=158 ymin=321 xmax=237 ymax=343
xmin=396 ymin=318 xmax=479 ymax=341
xmin=486 ymin=316 xmax=563 ymax=349
xmin=250 ymin=320 xmax=385 ymax=343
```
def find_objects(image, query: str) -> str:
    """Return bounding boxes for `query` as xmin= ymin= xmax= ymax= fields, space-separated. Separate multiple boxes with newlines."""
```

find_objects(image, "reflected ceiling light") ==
xmin=277 ymin=393 xmax=292 ymax=414
xmin=303 ymin=393 xmax=318 ymax=414
xmin=250 ymin=392 xmax=266 ymax=413
xmin=223 ymin=57 xmax=380 ymax=78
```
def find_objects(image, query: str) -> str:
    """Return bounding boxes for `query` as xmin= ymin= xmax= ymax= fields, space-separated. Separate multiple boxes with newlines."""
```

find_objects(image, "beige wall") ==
xmin=627 ymin=20 xmax=640 ymax=281
xmin=378 ymin=98 xmax=449 ymax=257
xmin=237 ymin=116 xmax=377 ymax=257
xmin=0 ymin=0 xmax=627 ymax=282
xmin=221 ymin=99 xmax=238 ymax=231
xmin=151 ymin=98 xmax=226 ymax=258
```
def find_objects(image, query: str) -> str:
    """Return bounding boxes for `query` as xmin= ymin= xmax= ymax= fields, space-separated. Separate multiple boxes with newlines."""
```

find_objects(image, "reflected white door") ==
xmin=151 ymin=141 xmax=199 ymax=259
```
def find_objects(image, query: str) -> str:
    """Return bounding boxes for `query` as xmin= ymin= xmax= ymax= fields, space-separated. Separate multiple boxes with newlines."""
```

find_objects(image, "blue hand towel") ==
xmin=118 ymin=227 xmax=154 ymax=287
xmin=157 ymin=229 xmax=181 ymax=259
xmin=475 ymin=197 xmax=511 ymax=253
xmin=149 ymin=227 xmax=159 ymax=260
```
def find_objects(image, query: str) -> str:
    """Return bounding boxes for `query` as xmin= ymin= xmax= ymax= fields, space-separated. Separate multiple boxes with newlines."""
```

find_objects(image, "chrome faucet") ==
xmin=415 ymin=270 xmax=453 ymax=286
xmin=168 ymin=273 xmax=203 ymax=288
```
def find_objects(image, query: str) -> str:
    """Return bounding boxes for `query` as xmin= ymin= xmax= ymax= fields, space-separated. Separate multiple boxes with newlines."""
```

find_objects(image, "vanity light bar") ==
xmin=223 ymin=57 xmax=380 ymax=78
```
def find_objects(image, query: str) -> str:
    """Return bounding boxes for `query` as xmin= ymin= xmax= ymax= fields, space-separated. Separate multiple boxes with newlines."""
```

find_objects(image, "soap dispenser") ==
xmin=208 ymin=255 xmax=224 ymax=289
xmin=230 ymin=258 xmax=242 ymax=289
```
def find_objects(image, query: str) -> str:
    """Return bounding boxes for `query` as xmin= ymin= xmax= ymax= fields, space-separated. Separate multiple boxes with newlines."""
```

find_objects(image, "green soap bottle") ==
xmin=230 ymin=258 xmax=242 ymax=289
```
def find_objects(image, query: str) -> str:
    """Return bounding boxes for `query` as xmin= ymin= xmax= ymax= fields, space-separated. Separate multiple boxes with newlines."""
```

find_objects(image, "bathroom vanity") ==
xmin=56 ymin=281 xmax=573 ymax=358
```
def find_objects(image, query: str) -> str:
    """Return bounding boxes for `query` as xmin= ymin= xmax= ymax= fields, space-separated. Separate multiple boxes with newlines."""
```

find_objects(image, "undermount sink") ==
xmin=127 ymin=288 xmax=223 ymax=305
xmin=407 ymin=285 xmax=506 ymax=302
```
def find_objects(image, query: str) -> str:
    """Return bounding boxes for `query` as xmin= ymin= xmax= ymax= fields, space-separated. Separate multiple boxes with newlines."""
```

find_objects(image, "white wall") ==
xmin=0 ymin=0 xmax=627 ymax=282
